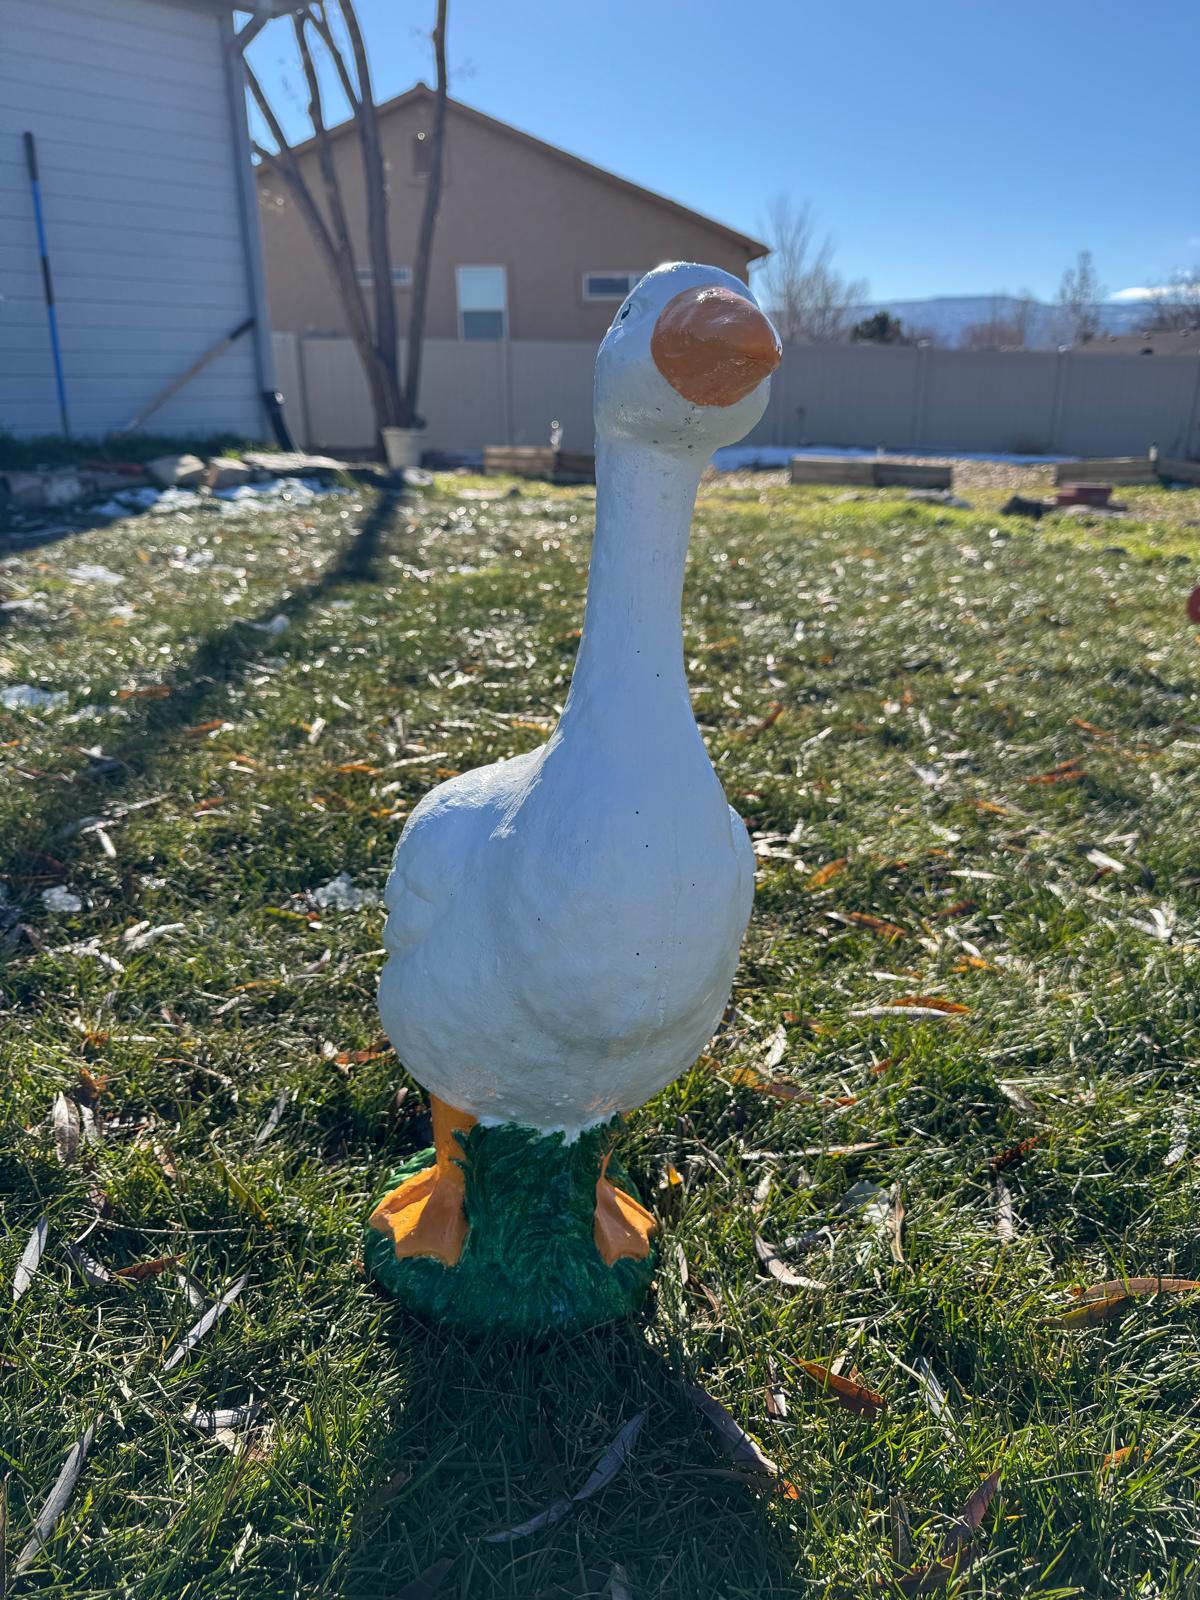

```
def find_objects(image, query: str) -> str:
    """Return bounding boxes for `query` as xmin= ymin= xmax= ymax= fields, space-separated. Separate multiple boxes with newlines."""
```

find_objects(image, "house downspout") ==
xmin=219 ymin=9 xmax=293 ymax=447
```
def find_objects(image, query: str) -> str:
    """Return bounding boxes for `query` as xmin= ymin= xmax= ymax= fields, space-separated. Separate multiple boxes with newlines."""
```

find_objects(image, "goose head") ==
xmin=594 ymin=262 xmax=781 ymax=455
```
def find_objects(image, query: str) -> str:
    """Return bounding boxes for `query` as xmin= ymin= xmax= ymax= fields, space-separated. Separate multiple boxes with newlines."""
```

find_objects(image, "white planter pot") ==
xmin=382 ymin=427 xmax=425 ymax=471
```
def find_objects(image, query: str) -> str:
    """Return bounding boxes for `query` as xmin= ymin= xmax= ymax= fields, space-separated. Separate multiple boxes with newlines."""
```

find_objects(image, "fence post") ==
xmin=911 ymin=343 xmax=931 ymax=450
xmin=1049 ymin=350 xmax=1069 ymax=454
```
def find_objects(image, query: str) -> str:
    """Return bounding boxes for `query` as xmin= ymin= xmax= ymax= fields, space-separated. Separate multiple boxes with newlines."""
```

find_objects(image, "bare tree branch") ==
xmin=239 ymin=1 xmax=447 ymax=441
xmin=332 ymin=0 xmax=399 ymax=413
xmin=304 ymin=3 xmax=362 ymax=114
xmin=758 ymin=196 xmax=866 ymax=343
xmin=404 ymin=0 xmax=448 ymax=425
xmin=233 ymin=13 xmax=272 ymax=55
xmin=1055 ymin=251 xmax=1105 ymax=344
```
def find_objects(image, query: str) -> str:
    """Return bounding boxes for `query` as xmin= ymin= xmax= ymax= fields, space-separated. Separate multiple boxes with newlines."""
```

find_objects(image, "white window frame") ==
xmin=456 ymin=264 xmax=508 ymax=341
xmin=356 ymin=265 xmax=413 ymax=288
xmin=582 ymin=270 xmax=642 ymax=302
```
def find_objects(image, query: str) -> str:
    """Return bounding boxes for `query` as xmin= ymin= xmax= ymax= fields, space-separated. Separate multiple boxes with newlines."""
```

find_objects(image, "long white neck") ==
xmin=561 ymin=439 xmax=704 ymax=735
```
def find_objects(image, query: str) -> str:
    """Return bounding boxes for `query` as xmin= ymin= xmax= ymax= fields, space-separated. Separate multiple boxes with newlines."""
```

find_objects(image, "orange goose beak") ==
xmin=650 ymin=285 xmax=781 ymax=407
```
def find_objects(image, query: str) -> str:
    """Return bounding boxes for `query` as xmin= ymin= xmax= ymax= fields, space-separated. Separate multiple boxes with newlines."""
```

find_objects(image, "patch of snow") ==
xmin=238 ymin=613 xmax=290 ymax=636
xmin=311 ymin=872 xmax=381 ymax=911
xmin=67 ymin=563 xmax=125 ymax=585
xmin=42 ymin=886 xmax=84 ymax=914
xmin=2 ymin=684 xmax=68 ymax=711
xmin=711 ymin=445 xmax=1079 ymax=471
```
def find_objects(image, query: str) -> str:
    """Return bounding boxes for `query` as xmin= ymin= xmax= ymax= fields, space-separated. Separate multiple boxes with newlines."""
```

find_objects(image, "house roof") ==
xmin=262 ymin=84 xmax=769 ymax=262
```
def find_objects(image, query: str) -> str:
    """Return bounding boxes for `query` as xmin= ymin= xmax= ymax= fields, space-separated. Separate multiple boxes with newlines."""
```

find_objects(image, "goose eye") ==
xmin=618 ymin=301 xmax=633 ymax=321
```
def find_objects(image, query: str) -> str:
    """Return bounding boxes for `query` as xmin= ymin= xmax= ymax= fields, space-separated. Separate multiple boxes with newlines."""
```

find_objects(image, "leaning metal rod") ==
xmin=23 ymin=131 xmax=70 ymax=438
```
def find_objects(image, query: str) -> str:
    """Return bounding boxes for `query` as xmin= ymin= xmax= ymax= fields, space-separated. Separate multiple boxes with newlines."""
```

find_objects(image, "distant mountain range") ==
xmin=847 ymin=294 xmax=1152 ymax=349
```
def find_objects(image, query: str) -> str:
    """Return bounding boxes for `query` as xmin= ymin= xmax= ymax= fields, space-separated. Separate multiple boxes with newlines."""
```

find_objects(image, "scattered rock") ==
xmin=146 ymin=454 xmax=207 ymax=489
xmin=42 ymin=886 xmax=83 ymax=914
xmin=311 ymin=873 xmax=381 ymax=911
xmin=67 ymin=563 xmax=125 ymax=585
xmin=1000 ymin=494 xmax=1049 ymax=518
xmin=1059 ymin=503 xmax=1129 ymax=520
xmin=206 ymin=457 xmax=252 ymax=491
xmin=242 ymin=451 xmax=348 ymax=479
xmin=906 ymin=489 xmax=972 ymax=508
xmin=1 ymin=683 xmax=67 ymax=711
xmin=3 ymin=470 xmax=85 ymax=508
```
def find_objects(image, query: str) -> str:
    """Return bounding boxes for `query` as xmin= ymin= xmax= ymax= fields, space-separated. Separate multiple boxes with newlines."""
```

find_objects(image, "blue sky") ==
xmin=247 ymin=0 xmax=1198 ymax=304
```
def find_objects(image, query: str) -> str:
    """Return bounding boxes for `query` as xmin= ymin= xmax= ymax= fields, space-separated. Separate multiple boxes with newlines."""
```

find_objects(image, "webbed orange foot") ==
xmin=368 ymin=1097 xmax=476 ymax=1267
xmin=594 ymin=1153 xmax=656 ymax=1266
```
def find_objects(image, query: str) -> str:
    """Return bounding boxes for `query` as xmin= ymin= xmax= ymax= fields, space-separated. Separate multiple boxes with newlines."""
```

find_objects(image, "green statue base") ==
xmin=363 ymin=1115 xmax=657 ymax=1339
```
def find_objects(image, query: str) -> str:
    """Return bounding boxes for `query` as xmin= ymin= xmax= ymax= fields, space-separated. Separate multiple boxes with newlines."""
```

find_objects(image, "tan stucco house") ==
xmin=258 ymin=86 xmax=767 ymax=344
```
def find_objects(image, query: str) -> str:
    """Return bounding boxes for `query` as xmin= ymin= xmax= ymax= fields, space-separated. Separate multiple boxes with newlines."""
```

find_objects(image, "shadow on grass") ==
xmin=332 ymin=1314 xmax=797 ymax=1600
xmin=0 ymin=491 xmax=405 ymax=916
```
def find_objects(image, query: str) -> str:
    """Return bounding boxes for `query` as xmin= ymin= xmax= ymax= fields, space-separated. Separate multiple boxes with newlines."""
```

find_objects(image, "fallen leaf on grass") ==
xmin=76 ymin=1066 xmax=107 ymax=1105
xmin=395 ymin=1557 xmax=456 ymax=1600
xmin=993 ymin=1177 xmax=1015 ymax=1243
xmin=1073 ymin=1276 xmax=1200 ymax=1302
xmin=886 ymin=996 xmax=970 ymax=1015
xmin=1026 ymin=761 xmax=1084 ymax=785
xmin=162 ymin=1271 xmax=250 ymax=1371
xmin=989 ymin=1135 xmax=1040 ymax=1173
xmin=764 ymin=1384 xmax=789 ymax=1419
xmin=609 ymin=1563 xmax=634 ymax=1600
xmin=851 ymin=1006 xmax=963 ymax=1023
xmin=13 ymin=1421 xmax=97 ymax=1577
xmin=888 ymin=1184 xmax=905 ymax=1264
xmin=944 ymin=1467 xmax=1001 ymax=1557
xmin=683 ymin=1383 xmax=779 ymax=1479
xmin=481 ymin=1411 xmax=645 ymax=1542
xmin=13 ymin=1217 xmax=48 ymax=1302
xmin=52 ymin=1093 xmax=80 ymax=1166
xmin=113 ymin=1256 xmax=180 ymax=1281
xmin=742 ymin=701 xmax=785 ymax=740
xmin=118 ymin=684 xmax=171 ymax=701
xmin=798 ymin=1140 xmax=886 ymax=1157
xmin=888 ymin=1468 xmax=1001 ymax=1594
xmin=806 ymin=857 xmax=848 ymax=890
xmin=1043 ymin=1294 xmax=1131 ymax=1327
xmin=913 ymin=1357 xmax=953 ymax=1427
xmin=793 ymin=1360 xmax=886 ymax=1419
xmin=840 ymin=912 xmax=908 ymax=940
xmin=65 ymin=1240 xmax=111 ymax=1287
xmin=728 ymin=1066 xmax=856 ymax=1109
xmin=253 ymin=1090 xmax=291 ymax=1147
xmin=754 ymin=1236 xmax=827 ymax=1291
xmin=361 ymin=1468 xmax=414 ymax=1516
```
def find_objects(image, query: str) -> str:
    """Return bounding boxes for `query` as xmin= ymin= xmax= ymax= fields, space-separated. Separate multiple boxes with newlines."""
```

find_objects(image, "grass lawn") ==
xmin=2 ymin=475 xmax=1199 ymax=1599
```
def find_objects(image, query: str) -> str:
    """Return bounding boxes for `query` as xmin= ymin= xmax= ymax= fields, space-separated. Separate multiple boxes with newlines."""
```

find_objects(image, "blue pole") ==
xmin=23 ymin=131 xmax=71 ymax=438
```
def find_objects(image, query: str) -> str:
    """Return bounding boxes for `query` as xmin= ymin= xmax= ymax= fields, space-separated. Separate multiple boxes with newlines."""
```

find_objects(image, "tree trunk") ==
xmin=403 ymin=0 xmax=449 ymax=430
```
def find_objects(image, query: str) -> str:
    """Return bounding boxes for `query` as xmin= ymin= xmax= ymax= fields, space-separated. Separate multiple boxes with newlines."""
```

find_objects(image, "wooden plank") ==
xmin=875 ymin=463 xmax=952 ymax=488
xmin=1055 ymin=458 xmax=1157 ymax=485
xmin=789 ymin=457 xmax=877 ymax=486
xmin=484 ymin=446 xmax=595 ymax=484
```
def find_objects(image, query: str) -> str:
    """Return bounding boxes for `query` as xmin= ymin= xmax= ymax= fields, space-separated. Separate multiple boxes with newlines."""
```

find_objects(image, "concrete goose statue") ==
xmin=366 ymin=262 xmax=781 ymax=1334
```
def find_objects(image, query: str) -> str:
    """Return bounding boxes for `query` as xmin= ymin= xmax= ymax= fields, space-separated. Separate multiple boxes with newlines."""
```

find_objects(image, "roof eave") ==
xmin=257 ymin=83 xmax=769 ymax=260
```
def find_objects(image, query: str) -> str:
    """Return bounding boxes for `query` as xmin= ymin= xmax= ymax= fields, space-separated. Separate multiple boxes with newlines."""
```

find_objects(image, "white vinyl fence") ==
xmin=273 ymin=333 xmax=1200 ymax=463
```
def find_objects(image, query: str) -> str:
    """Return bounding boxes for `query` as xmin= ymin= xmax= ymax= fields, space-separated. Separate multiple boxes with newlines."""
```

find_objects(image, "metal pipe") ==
xmin=23 ymin=132 xmax=70 ymax=437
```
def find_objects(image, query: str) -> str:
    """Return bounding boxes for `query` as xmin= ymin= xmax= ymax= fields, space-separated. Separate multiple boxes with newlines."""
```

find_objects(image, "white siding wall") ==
xmin=0 ymin=0 xmax=264 ymax=439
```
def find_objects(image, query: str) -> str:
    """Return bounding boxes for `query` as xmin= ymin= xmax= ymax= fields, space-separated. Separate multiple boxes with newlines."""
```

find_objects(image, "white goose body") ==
xmin=379 ymin=263 xmax=780 ymax=1137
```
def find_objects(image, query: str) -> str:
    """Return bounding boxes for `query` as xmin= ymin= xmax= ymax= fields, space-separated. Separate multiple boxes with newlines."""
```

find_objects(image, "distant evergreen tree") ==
xmin=850 ymin=310 xmax=909 ymax=344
